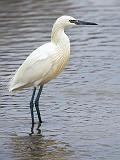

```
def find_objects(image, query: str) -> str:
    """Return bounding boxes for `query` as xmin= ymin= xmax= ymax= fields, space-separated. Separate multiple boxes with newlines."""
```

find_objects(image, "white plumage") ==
xmin=9 ymin=15 xmax=97 ymax=133
xmin=9 ymin=16 xmax=74 ymax=92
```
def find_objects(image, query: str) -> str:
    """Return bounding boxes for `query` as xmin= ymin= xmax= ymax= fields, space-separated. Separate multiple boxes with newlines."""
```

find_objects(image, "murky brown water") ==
xmin=0 ymin=0 xmax=120 ymax=159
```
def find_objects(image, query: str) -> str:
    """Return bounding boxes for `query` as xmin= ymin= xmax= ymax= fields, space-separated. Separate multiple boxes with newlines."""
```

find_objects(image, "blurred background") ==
xmin=0 ymin=0 xmax=120 ymax=160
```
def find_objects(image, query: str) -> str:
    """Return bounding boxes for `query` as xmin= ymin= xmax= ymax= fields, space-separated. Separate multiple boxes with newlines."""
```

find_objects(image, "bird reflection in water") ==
xmin=10 ymin=133 xmax=73 ymax=160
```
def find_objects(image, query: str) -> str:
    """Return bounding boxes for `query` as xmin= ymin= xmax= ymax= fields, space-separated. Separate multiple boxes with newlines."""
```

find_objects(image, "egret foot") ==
xmin=29 ymin=129 xmax=34 ymax=136
xmin=37 ymin=122 xmax=42 ymax=130
xmin=37 ymin=128 xmax=42 ymax=134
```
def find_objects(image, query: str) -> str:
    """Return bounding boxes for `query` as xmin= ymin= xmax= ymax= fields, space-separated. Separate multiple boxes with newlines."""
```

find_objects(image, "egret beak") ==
xmin=69 ymin=20 xmax=98 ymax=25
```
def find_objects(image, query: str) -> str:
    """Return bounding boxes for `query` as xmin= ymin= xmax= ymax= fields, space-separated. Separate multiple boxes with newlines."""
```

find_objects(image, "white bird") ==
xmin=9 ymin=15 xmax=97 ymax=134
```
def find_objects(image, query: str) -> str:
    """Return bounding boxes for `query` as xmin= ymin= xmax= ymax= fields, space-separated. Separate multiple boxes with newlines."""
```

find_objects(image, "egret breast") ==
xmin=40 ymin=45 xmax=70 ymax=84
xmin=35 ymin=30 xmax=70 ymax=86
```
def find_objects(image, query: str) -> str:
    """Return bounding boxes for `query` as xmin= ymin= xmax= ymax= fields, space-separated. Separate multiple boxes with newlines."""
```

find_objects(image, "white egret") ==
xmin=9 ymin=15 xmax=97 ymax=134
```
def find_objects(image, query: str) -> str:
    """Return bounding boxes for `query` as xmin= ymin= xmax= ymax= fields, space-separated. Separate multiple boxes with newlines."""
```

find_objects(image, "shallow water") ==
xmin=0 ymin=0 xmax=120 ymax=159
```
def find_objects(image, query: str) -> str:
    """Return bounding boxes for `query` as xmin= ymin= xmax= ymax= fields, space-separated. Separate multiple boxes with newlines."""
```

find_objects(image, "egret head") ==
xmin=54 ymin=15 xmax=97 ymax=28
xmin=51 ymin=16 xmax=97 ymax=43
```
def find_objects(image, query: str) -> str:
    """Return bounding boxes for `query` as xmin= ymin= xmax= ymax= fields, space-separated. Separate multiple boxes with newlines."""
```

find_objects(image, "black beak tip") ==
xmin=92 ymin=22 xmax=98 ymax=25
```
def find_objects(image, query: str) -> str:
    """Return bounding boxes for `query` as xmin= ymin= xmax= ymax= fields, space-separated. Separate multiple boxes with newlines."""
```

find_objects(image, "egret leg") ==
xmin=35 ymin=85 xmax=43 ymax=130
xmin=30 ymin=87 xmax=36 ymax=134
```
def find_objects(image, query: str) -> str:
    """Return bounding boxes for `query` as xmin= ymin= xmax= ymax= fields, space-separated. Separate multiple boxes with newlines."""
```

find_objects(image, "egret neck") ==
xmin=51 ymin=23 xmax=70 ymax=55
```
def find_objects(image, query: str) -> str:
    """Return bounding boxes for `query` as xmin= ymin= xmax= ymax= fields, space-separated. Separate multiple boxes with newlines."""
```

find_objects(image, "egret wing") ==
xmin=9 ymin=42 xmax=55 ymax=91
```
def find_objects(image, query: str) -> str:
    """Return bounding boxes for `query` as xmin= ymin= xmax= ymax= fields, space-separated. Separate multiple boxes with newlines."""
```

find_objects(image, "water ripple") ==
xmin=0 ymin=0 xmax=120 ymax=160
